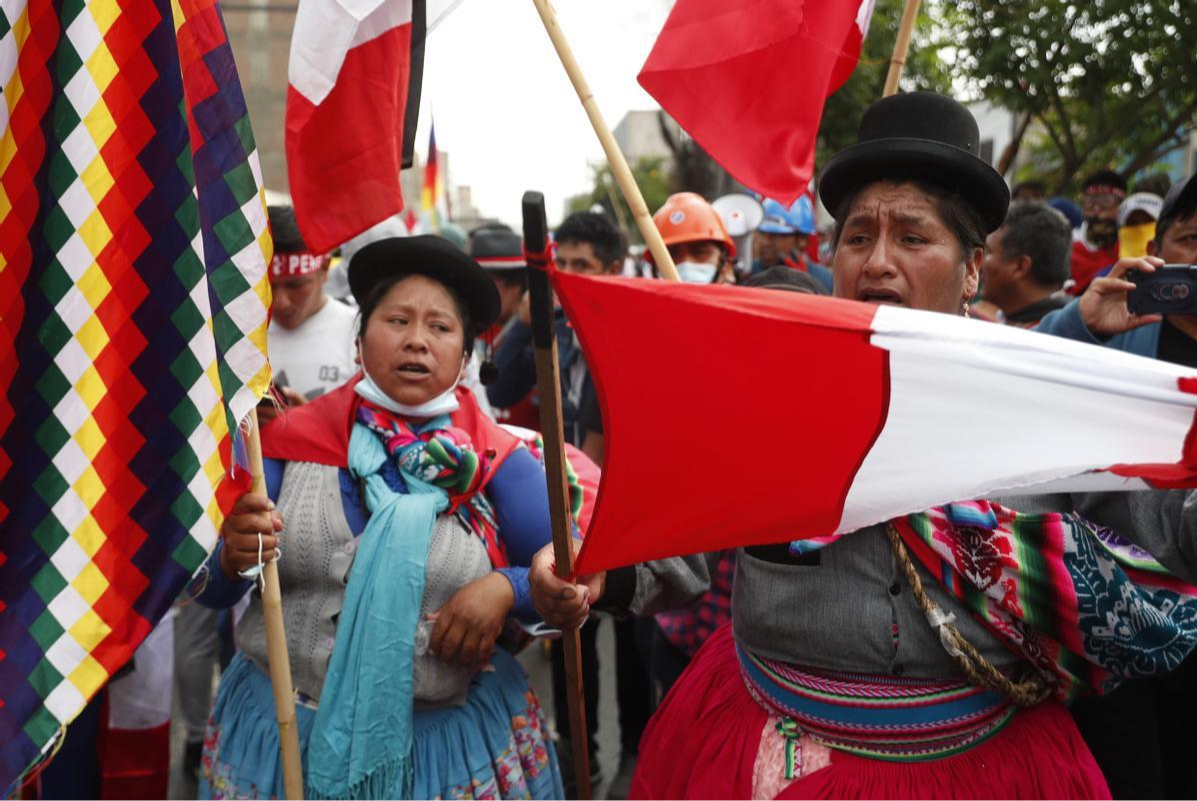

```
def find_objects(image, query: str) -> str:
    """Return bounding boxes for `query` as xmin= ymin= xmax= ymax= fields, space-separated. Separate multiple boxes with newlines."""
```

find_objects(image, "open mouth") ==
xmin=397 ymin=362 xmax=431 ymax=375
xmin=857 ymin=287 xmax=904 ymax=305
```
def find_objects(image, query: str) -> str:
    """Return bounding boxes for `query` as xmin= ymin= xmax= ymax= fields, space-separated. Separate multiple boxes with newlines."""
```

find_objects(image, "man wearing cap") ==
xmin=1070 ymin=169 xmax=1127 ymax=293
xmin=1032 ymin=174 xmax=1197 ymax=798
xmin=470 ymin=225 xmax=529 ymax=333
xmin=470 ymin=225 xmax=538 ymax=429
xmin=1117 ymin=190 xmax=1164 ymax=259
xmin=266 ymin=204 xmax=358 ymax=407
xmin=752 ymin=196 xmax=834 ymax=292
xmin=980 ymin=201 xmax=1073 ymax=327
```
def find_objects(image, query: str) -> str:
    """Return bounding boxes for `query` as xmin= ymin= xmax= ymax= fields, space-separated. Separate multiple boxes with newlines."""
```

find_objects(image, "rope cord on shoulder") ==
xmin=884 ymin=523 xmax=1053 ymax=707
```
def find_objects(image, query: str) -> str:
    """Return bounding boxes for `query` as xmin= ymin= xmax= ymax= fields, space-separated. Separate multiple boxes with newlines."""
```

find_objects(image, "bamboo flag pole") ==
xmin=244 ymin=408 xmax=305 ymax=800
xmin=530 ymin=0 xmax=680 ymax=282
xmin=883 ymin=0 xmax=923 ymax=97
xmin=523 ymin=190 xmax=593 ymax=801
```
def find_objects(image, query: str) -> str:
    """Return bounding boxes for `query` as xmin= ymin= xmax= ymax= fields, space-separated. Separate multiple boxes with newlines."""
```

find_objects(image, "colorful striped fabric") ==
xmin=736 ymin=646 xmax=1015 ymax=763
xmin=0 ymin=0 xmax=271 ymax=790
xmin=892 ymin=501 xmax=1197 ymax=701
xmin=356 ymin=401 xmax=509 ymax=569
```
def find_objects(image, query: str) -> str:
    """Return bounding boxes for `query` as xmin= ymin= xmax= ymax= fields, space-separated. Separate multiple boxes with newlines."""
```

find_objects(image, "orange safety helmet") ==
xmin=650 ymin=192 xmax=736 ymax=261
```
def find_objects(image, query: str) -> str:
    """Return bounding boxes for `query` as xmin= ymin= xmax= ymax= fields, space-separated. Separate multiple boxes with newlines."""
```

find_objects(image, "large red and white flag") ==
xmin=286 ymin=0 xmax=427 ymax=252
xmin=638 ymin=0 xmax=874 ymax=205
xmin=554 ymin=273 xmax=1197 ymax=575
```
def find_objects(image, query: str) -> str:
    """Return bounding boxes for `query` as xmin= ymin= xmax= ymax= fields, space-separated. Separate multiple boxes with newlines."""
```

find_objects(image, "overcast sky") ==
xmin=413 ymin=0 xmax=673 ymax=227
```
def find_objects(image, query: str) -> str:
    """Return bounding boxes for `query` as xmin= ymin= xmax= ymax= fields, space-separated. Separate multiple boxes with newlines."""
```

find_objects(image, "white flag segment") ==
xmin=286 ymin=0 xmax=421 ymax=252
xmin=836 ymin=305 xmax=1197 ymax=534
xmin=288 ymin=0 xmax=413 ymax=106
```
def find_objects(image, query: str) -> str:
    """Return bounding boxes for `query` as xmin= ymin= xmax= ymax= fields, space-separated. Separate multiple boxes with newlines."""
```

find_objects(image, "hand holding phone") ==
xmin=1128 ymin=265 xmax=1197 ymax=316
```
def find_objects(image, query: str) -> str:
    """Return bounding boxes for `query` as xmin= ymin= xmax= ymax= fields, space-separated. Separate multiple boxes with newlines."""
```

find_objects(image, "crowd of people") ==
xmin=35 ymin=91 xmax=1197 ymax=801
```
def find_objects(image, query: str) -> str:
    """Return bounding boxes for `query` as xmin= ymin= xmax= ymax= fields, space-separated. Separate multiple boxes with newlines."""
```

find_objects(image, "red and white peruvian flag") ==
xmin=553 ymin=272 xmax=1197 ymax=575
xmin=286 ymin=0 xmax=426 ymax=253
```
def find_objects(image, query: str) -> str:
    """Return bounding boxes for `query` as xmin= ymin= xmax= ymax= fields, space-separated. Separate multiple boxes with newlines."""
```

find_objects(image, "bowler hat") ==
xmin=819 ymin=92 xmax=1010 ymax=233
xmin=470 ymin=227 xmax=527 ymax=271
xmin=348 ymin=235 xmax=500 ymax=333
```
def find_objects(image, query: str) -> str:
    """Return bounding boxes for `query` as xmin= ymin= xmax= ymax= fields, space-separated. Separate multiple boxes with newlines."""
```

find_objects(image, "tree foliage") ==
xmin=817 ymin=0 xmax=955 ymax=167
xmin=565 ymin=157 xmax=672 ymax=243
xmin=931 ymin=0 xmax=1197 ymax=193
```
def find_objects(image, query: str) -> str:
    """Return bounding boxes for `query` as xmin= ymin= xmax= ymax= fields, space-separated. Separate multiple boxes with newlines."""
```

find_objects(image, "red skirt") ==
xmin=631 ymin=625 xmax=1110 ymax=800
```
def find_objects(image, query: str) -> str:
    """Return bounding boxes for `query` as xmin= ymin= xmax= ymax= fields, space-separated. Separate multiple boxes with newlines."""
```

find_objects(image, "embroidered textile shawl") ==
xmin=356 ymin=401 xmax=509 ymax=567
xmin=891 ymin=501 xmax=1197 ymax=700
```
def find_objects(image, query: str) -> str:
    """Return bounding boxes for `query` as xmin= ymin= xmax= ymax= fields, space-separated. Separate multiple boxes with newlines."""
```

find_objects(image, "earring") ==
xmin=962 ymin=299 xmax=971 ymax=318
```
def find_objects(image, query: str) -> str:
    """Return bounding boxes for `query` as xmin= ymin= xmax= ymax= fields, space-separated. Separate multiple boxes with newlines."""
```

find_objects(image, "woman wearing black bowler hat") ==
xmin=191 ymin=235 xmax=572 ymax=799
xmin=531 ymin=93 xmax=1197 ymax=799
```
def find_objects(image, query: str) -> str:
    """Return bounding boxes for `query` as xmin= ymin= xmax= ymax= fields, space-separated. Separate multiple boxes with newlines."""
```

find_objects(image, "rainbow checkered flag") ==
xmin=0 ymin=0 xmax=271 ymax=789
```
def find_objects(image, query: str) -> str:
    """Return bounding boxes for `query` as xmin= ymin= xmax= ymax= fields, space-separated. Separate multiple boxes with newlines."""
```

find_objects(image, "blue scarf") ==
xmin=306 ymin=418 xmax=453 ymax=799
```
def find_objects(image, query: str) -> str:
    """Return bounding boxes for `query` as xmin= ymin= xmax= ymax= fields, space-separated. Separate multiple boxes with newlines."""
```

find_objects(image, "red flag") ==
xmin=286 ymin=0 xmax=428 ymax=252
xmin=552 ymin=272 xmax=1197 ymax=576
xmin=638 ymin=0 xmax=874 ymax=205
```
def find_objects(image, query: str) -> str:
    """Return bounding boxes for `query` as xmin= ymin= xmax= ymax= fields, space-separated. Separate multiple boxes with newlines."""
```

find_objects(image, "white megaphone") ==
xmin=711 ymin=193 xmax=764 ymax=276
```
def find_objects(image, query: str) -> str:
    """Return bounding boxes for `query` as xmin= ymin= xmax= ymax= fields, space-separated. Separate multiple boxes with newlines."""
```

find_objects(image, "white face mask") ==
xmin=354 ymin=364 xmax=461 ymax=418
xmin=677 ymin=261 xmax=718 ymax=284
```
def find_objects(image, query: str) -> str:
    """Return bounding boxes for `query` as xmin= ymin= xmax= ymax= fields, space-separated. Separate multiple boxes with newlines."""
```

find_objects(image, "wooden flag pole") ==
xmin=883 ymin=0 xmax=922 ymax=96
xmin=244 ymin=408 xmax=305 ymax=800
xmin=523 ymin=191 xmax=593 ymax=801
xmin=530 ymin=0 xmax=680 ymax=282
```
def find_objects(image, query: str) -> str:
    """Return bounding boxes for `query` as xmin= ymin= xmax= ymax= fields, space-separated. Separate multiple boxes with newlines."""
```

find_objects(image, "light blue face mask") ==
xmin=354 ymin=365 xmax=461 ymax=417
xmin=677 ymin=261 xmax=718 ymax=284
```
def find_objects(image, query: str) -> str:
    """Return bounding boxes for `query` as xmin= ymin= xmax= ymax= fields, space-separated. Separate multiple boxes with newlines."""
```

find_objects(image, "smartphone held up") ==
xmin=1128 ymin=265 xmax=1197 ymax=316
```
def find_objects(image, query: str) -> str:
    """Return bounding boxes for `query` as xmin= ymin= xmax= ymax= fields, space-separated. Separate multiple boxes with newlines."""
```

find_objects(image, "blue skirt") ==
xmin=199 ymin=650 xmax=563 ymax=800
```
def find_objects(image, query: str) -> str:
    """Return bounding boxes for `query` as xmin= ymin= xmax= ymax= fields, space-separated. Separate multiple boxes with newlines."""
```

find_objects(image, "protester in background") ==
xmin=470 ymin=226 xmax=537 ymax=429
xmin=980 ymin=201 xmax=1073 ymax=327
xmin=1026 ymin=172 xmax=1197 ymax=799
xmin=651 ymin=192 xmax=738 ymax=285
xmin=1048 ymin=196 xmax=1084 ymax=230
xmin=263 ymin=204 xmax=358 ymax=421
xmin=194 ymin=236 xmax=563 ymax=800
xmin=470 ymin=225 xmax=528 ymax=332
xmin=529 ymin=93 xmax=1197 ymax=800
xmin=1070 ymin=169 xmax=1126 ymax=293
xmin=752 ymin=197 xmax=834 ymax=291
xmin=745 ymin=264 xmax=829 ymax=296
xmin=1040 ymin=174 xmax=1197 ymax=361
xmin=1011 ymin=180 xmax=1046 ymax=202
xmin=487 ymin=210 xmax=619 ymax=445
xmin=1116 ymin=190 xmax=1164 ymax=259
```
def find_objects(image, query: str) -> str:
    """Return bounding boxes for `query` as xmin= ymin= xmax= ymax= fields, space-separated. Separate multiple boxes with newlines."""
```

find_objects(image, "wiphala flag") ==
xmin=0 ymin=0 xmax=271 ymax=788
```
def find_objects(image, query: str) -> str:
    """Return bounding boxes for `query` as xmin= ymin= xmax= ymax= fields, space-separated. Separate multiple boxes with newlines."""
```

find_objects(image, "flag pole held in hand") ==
xmin=523 ymin=191 xmax=593 ymax=800
xmin=244 ymin=409 xmax=305 ymax=800
xmin=530 ymin=0 xmax=678 ymax=282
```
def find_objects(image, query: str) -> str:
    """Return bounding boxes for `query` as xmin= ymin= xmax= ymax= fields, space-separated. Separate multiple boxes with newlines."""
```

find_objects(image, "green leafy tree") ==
xmin=566 ymin=157 xmax=672 ymax=243
xmin=933 ymin=0 xmax=1197 ymax=193
xmin=817 ymin=0 xmax=955 ymax=168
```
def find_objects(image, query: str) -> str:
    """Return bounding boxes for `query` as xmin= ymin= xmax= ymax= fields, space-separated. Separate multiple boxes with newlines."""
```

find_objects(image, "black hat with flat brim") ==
xmin=348 ymin=235 xmax=500 ymax=333
xmin=818 ymin=92 xmax=1010 ymax=233
xmin=470 ymin=227 xmax=527 ymax=271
